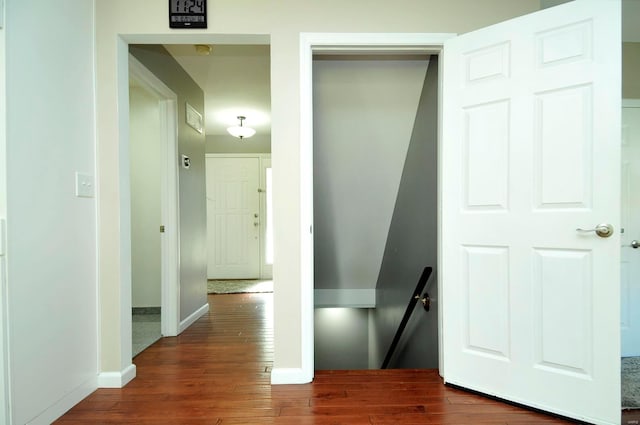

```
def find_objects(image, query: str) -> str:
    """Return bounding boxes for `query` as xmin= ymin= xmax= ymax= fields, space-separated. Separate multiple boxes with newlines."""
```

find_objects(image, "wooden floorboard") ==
xmin=55 ymin=293 xmax=580 ymax=424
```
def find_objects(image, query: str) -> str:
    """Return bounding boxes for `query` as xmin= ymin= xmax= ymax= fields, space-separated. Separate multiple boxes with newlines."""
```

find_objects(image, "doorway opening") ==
xmin=295 ymin=33 xmax=453 ymax=384
xmin=123 ymin=40 xmax=272 ymax=364
xmin=128 ymin=55 xmax=180 ymax=358
xmin=312 ymin=53 xmax=439 ymax=370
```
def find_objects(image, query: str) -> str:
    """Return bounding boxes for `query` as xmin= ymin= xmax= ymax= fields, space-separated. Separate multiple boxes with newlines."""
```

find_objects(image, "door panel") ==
xmin=442 ymin=1 xmax=620 ymax=423
xmin=206 ymin=157 xmax=260 ymax=279
xmin=621 ymin=103 xmax=640 ymax=357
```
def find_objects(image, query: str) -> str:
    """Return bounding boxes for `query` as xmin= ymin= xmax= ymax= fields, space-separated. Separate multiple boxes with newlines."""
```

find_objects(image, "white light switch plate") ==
xmin=75 ymin=172 xmax=94 ymax=198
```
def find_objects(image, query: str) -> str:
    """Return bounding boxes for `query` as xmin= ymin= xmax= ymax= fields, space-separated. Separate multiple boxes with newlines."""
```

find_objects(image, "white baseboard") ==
xmin=97 ymin=364 xmax=136 ymax=388
xmin=27 ymin=375 xmax=97 ymax=425
xmin=270 ymin=367 xmax=313 ymax=385
xmin=179 ymin=302 xmax=209 ymax=334
xmin=314 ymin=289 xmax=376 ymax=308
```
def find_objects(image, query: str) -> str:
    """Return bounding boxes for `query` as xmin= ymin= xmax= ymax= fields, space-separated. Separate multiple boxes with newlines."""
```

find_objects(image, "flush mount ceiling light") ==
xmin=194 ymin=44 xmax=212 ymax=55
xmin=227 ymin=116 xmax=256 ymax=140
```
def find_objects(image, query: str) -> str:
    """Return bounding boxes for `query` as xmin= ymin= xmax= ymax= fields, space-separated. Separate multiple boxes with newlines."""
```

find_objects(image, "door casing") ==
xmin=294 ymin=33 xmax=455 ymax=385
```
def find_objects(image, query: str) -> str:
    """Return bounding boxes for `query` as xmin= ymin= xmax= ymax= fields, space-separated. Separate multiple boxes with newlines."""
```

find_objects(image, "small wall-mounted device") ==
xmin=181 ymin=154 xmax=191 ymax=169
xmin=169 ymin=0 xmax=207 ymax=29
xmin=75 ymin=172 xmax=95 ymax=198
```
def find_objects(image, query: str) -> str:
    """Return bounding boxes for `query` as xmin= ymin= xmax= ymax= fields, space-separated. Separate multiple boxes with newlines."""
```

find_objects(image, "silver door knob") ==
xmin=632 ymin=240 xmax=639 ymax=249
xmin=576 ymin=223 xmax=614 ymax=238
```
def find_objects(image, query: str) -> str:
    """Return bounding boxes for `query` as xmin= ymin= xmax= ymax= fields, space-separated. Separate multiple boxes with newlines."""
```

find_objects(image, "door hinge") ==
xmin=160 ymin=225 xmax=165 ymax=233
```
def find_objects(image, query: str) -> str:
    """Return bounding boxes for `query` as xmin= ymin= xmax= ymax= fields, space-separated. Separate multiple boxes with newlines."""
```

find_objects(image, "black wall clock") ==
xmin=169 ymin=0 xmax=207 ymax=29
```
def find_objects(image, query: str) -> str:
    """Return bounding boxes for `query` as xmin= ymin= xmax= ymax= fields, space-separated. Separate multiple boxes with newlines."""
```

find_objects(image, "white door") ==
xmin=621 ymin=101 xmax=640 ymax=357
xmin=206 ymin=157 xmax=260 ymax=279
xmin=442 ymin=1 xmax=620 ymax=424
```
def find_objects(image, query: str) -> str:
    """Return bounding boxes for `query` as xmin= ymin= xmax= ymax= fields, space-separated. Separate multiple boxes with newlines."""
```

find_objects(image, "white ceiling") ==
xmin=164 ymin=44 xmax=271 ymax=137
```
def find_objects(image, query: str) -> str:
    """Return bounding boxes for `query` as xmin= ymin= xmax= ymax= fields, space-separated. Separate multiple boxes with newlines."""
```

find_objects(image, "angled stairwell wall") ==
xmin=370 ymin=56 xmax=439 ymax=369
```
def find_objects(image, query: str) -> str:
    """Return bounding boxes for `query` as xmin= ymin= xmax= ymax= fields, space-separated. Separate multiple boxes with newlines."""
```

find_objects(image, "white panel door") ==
xmin=442 ymin=1 xmax=620 ymax=423
xmin=206 ymin=157 xmax=260 ymax=279
xmin=622 ymin=102 xmax=640 ymax=357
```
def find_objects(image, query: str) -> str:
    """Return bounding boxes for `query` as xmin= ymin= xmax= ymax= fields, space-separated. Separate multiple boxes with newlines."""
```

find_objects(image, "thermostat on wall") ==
xmin=181 ymin=154 xmax=191 ymax=169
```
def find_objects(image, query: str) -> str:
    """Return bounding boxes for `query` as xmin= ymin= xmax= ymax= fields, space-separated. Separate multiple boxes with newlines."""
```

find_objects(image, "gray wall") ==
xmin=370 ymin=57 xmax=439 ymax=369
xmin=624 ymin=42 xmax=640 ymax=99
xmin=314 ymin=308 xmax=370 ymax=370
xmin=129 ymin=45 xmax=207 ymax=321
xmin=313 ymin=56 xmax=428 ymax=292
xmin=206 ymin=134 xmax=271 ymax=154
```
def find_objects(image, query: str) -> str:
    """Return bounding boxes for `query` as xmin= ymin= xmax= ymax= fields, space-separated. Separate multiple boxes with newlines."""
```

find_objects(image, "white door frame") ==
xmin=622 ymin=98 xmax=640 ymax=356
xmin=129 ymin=55 xmax=180 ymax=338
xmin=298 ymin=33 xmax=455 ymax=383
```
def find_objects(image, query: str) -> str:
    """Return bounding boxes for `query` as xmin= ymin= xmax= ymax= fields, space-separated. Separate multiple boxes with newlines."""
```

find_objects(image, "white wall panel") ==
xmin=536 ymin=20 xmax=592 ymax=67
xmin=533 ymin=248 xmax=592 ymax=378
xmin=463 ymin=100 xmax=510 ymax=210
xmin=534 ymin=85 xmax=592 ymax=209
xmin=463 ymin=245 xmax=510 ymax=360
xmin=464 ymin=42 xmax=511 ymax=84
xmin=6 ymin=0 xmax=97 ymax=422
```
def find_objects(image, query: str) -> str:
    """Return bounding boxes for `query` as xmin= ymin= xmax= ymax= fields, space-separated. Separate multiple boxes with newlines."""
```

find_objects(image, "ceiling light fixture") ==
xmin=227 ymin=116 xmax=256 ymax=140
xmin=194 ymin=44 xmax=212 ymax=55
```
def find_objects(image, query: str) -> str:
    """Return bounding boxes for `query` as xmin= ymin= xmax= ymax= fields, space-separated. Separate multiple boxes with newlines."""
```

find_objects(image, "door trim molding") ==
xmin=178 ymin=302 xmax=209 ymax=334
xmin=129 ymin=55 xmax=180 ymax=338
xmin=293 ymin=32 xmax=455 ymax=386
xmin=97 ymin=364 xmax=136 ymax=388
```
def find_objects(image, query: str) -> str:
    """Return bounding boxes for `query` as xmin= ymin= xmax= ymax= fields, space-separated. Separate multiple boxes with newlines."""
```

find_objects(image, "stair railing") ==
xmin=380 ymin=266 xmax=433 ymax=369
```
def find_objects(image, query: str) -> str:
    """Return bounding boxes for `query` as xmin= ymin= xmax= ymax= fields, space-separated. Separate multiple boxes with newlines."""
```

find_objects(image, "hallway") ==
xmin=55 ymin=293 xmax=573 ymax=424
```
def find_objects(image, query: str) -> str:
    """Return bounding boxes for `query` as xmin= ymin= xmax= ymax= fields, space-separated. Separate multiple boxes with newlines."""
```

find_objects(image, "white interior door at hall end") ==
xmin=206 ymin=157 xmax=260 ymax=279
xmin=441 ymin=1 xmax=620 ymax=424
xmin=621 ymin=102 xmax=640 ymax=357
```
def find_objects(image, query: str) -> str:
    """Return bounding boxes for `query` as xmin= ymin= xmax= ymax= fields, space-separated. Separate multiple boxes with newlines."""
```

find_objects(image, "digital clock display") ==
xmin=169 ymin=0 xmax=207 ymax=29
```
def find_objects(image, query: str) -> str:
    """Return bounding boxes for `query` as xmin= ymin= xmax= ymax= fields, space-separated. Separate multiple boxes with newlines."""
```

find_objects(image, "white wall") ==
xmin=313 ymin=57 xmax=428 ymax=292
xmin=95 ymin=0 xmax=540 ymax=377
xmin=206 ymin=134 xmax=271 ymax=154
xmin=5 ymin=0 xmax=97 ymax=423
xmin=0 ymin=1 xmax=8 ymax=422
xmin=129 ymin=86 xmax=162 ymax=308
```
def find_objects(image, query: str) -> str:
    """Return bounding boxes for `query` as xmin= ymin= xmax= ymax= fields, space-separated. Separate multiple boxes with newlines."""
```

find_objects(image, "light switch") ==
xmin=181 ymin=154 xmax=191 ymax=169
xmin=75 ymin=172 xmax=94 ymax=198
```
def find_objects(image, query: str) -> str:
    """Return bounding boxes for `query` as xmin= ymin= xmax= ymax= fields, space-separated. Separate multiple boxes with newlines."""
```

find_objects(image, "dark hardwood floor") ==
xmin=56 ymin=293 xmax=581 ymax=424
